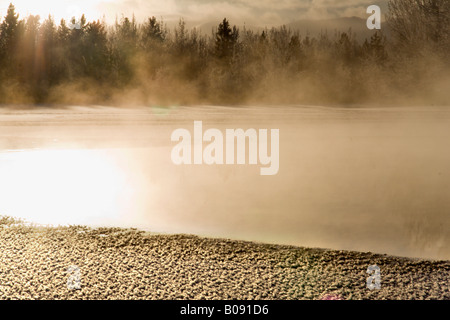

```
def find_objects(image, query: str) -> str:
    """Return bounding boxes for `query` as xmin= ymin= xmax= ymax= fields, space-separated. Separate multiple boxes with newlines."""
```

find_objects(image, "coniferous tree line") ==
xmin=0 ymin=0 xmax=448 ymax=106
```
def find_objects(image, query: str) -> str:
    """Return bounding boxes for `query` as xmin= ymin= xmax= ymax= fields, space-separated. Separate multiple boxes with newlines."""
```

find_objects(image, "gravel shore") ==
xmin=0 ymin=216 xmax=448 ymax=300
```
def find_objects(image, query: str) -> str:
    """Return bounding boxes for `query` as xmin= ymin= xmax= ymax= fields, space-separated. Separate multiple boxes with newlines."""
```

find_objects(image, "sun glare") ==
xmin=0 ymin=149 xmax=131 ymax=226
xmin=0 ymin=0 xmax=105 ymax=24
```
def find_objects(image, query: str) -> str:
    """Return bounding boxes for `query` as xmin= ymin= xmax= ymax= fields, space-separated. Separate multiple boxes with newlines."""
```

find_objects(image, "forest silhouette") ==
xmin=0 ymin=0 xmax=448 ymax=106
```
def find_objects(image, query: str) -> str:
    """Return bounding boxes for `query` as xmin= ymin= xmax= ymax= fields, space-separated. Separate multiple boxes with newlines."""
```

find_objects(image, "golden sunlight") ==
xmin=0 ymin=0 xmax=105 ymax=23
xmin=0 ymin=149 xmax=131 ymax=226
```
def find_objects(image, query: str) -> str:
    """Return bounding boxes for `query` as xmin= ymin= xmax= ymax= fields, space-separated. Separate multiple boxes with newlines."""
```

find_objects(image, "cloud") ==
xmin=0 ymin=0 xmax=389 ymax=26
xmin=127 ymin=0 xmax=389 ymax=25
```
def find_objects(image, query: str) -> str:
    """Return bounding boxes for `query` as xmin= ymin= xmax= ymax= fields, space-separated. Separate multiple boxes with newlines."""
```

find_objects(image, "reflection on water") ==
xmin=0 ymin=149 xmax=134 ymax=226
xmin=0 ymin=106 xmax=449 ymax=260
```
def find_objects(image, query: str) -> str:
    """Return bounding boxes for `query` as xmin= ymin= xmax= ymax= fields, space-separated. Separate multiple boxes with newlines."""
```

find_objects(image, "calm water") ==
xmin=0 ymin=105 xmax=449 ymax=260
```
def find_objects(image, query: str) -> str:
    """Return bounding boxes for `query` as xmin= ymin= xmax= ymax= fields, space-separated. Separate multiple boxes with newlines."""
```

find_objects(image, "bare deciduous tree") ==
xmin=387 ymin=0 xmax=450 ymax=54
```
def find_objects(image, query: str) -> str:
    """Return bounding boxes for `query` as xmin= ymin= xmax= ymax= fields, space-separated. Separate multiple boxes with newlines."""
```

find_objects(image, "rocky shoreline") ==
xmin=0 ymin=216 xmax=448 ymax=300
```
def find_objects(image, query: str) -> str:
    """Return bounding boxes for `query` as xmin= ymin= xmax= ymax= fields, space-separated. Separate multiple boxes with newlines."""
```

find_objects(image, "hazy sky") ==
xmin=0 ymin=0 xmax=388 ymax=26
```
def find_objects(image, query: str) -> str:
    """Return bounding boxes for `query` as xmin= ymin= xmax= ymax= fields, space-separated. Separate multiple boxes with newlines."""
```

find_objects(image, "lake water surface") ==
xmin=0 ymin=105 xmax=449 ymax=260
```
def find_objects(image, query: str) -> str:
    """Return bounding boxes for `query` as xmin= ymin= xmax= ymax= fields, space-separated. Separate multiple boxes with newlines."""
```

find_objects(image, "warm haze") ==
xmin=0 ymin=0 xmax=449 ymax=302
xmin=0 ymin=0 xmax=389 ymax=26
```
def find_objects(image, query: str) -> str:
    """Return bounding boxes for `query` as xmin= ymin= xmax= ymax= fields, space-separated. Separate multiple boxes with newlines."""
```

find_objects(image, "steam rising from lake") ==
xmin=0 ymin=105 xmax=449 ymax=260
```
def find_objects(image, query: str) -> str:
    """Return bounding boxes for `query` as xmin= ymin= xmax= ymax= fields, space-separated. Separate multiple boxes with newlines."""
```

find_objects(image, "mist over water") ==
xmin=0 ymin=105 xmax=449 ymax=261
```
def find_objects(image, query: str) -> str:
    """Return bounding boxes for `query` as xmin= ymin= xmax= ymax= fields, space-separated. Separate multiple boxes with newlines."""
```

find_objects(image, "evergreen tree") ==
xmin=16 ymin=15 xmax=40 ymax=83
xmin=84 ymin=20 xmax=109 ymax=79
xmin=110 ymin=15 xmax=138 ymax=84
xmin=215 ymin=18 xmax=239 ymax=59
xmin=40 ymin=15 xmax=57 ymax=82
xmin=174 ymin=18 xmax=188 ymax=54
xmin=0 ymin=3 xmax=20 ymax=72
xmin=362 ymin=31 xmax=387 ymax=63
xmin=141 ymin=16 xmax=165 ymax=49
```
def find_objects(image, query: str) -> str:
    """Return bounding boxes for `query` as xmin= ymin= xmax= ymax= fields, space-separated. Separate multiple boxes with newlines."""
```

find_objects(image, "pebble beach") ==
xmin=0 ymin=216 xmax=448 ymax=300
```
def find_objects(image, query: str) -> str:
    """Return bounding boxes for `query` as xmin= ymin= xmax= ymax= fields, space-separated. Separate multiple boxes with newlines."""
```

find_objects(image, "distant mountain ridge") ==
xmin=187 ymin=16 xmax=389 ymax=43
xmin=286 ymin=17 xmax=390 ymax=42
